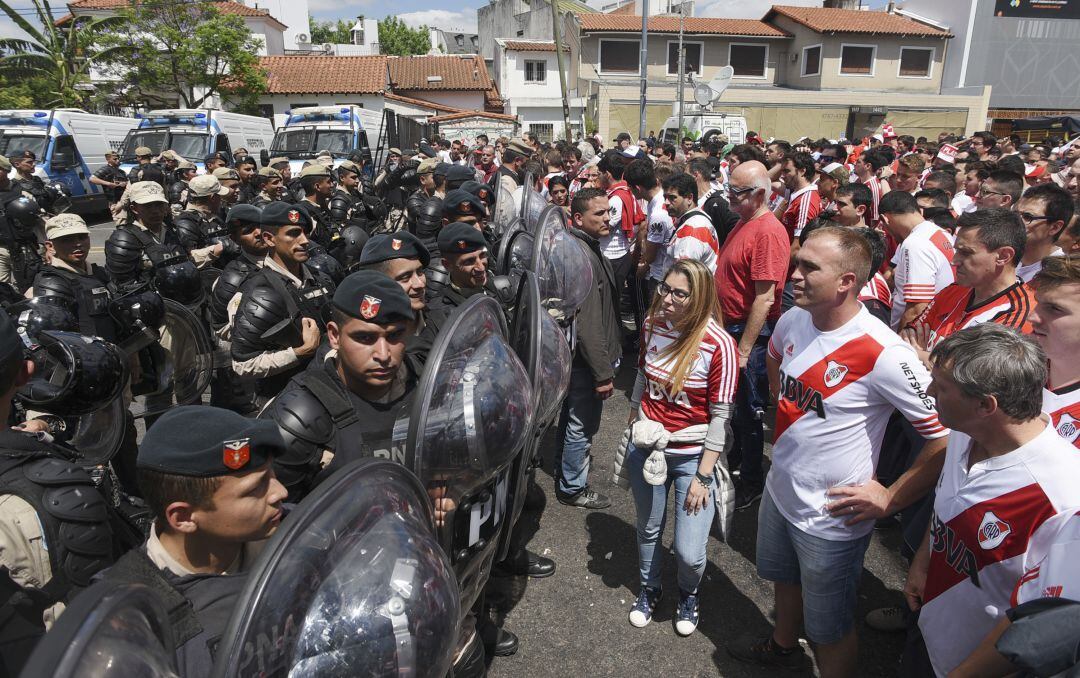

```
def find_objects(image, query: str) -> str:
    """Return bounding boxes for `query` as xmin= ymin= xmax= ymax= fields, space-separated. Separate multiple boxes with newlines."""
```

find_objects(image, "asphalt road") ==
xmin=84 ymin=212 xmax=911 ymax=677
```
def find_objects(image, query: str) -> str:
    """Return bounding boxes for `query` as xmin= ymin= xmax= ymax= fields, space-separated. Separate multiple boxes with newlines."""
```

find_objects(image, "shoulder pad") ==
xmin=416 ymin=198 xmax=444 ymax=233
xmin=490 ymin=275 xmax=515 ymax=306
xmin=32 ymin=268 xmax=78 ymax=301
xmin=261 ymin=384 xmax=336 ymax=497
xmin=425 ymin=261 xmax=450 ymax=300
xmin=211 ymin=262 xmax=255 ymax=315
xmin=104 ymin=228 xmax=147 ymax=279
xmin=231 ymin=280 xmax=297 ymax=358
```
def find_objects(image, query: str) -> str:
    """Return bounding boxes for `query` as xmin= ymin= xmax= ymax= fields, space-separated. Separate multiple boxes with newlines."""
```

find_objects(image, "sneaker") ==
xmin=728 ymin=633 xmax=812 ymax=672
xmin=628 ymin=585 xmax=662 ymax=628
xmin=866 ymin=605 xmax=908 ymax=632
xmin=556 ymin=487 xmax=612 ymax=510
xmin=734 ymin=483 xmax=763 ymax=511
xmin=674 ymin=591 xmax=700 ymax=636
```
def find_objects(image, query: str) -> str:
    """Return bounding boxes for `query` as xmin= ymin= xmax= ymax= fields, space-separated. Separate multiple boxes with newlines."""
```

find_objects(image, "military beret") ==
xmin=257 ymin=166 xmax=282 ymax=179
xmin=417 ymin=142 xmax=437 ymax=158
xmin=434 ymin=162 xmax=451 ymax=178
xmin=359 ymin=231 xmax=431 ymax=268
xmin=139 ymin=406 xmax=284 ymax=477
xmin=442 ymin=189 xmax=485 ymax=220
xmin=460 ymin=180 xmax=493 ymax=205
xmin=332 ymin=270 xmax=415 ymax=324
xmin=235 ymin=155 xmax=258 ymax=167
xmin=0 ymin=311 xmax=23 ymax=368
xmin=204 ymin=151 xmax=229 ymax=164
xmin=261 ymin=201 xmax=310 ymax=229
xmin=445 ymin=164 xmax=475 ymax=183
xmin=416 ymin=157 xmax=439 ymax=175
xmin=299 ymin=164 xmax=331 ymax=179
xmin=438 ymin=221 xmax=488 ymax=255
xmin=226 ymin=204 xmax=262 ymax=226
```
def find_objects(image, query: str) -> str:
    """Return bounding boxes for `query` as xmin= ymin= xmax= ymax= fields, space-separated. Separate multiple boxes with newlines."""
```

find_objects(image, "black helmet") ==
xmin=8 ymin=297 xmax=77 ymax=347
xmin=17 ymin=331 xmax=126 ymax=415
xmin=110 ymin=284 xmax=166 ymax=336
xmin=306 ymin=250 xmax=345 ymax=285
xmin=4 ymin=195 xmax=43 ymax=237
xmin=154 ymin=259 xmax=203 ymax=307
xmin=331 ymin=225 xmax=369 ymax=271
xmin=43 ymin=181 xmax=72 ymax=214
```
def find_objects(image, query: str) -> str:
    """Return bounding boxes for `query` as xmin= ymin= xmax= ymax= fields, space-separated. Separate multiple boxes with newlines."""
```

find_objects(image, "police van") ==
xmin=118 ymin=109 xmax=274 ymax=173
xmin=264 ymin=105 xmax=386 ymax=177
xmin=0 ymin=109 xmax=139 ymax=212
xmin=659 ymin=111 xmax=747 ymax=146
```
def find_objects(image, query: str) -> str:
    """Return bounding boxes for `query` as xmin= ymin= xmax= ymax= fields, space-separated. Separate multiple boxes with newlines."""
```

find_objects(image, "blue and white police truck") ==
xmin=118 ymin=109 xmax=274 ymax=173
xmin=264 ymin=105 xmax=386 ymax=177
xmin=0 ymin=109 xmax=139 ymax=212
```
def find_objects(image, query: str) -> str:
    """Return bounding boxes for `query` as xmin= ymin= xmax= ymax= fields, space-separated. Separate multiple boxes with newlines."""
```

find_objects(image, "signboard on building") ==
xmin=434 ymin=116 xmax=519 ymax=144
xmin=994 ymin=0 xmax=1080 ymax=19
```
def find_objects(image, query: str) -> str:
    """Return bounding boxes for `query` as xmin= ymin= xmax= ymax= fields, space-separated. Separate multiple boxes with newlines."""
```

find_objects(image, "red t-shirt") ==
xmin=715 ymin=211 xmax=791 ymax=323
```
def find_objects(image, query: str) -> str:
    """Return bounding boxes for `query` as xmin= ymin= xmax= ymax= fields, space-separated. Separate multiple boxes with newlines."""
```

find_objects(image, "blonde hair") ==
xmin=644 ymin=259 xmax=723 ymax=394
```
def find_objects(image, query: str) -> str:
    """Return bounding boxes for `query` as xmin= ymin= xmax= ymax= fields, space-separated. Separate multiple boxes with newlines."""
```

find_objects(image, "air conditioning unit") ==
xmin=296 ymin=33 xmax=309 ymax=44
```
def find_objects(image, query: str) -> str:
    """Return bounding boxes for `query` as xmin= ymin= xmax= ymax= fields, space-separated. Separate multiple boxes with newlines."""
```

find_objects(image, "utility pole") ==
xmin=550 ymin=0 xmax=573 ymax=141
xmin=637 ymin=0 xmax=649 ymax=140
xmin=675 ymin=8 xmax=685 ymax=141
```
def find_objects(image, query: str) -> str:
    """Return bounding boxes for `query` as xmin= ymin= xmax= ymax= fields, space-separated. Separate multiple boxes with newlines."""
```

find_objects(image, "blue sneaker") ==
xmin=628 ymin=585 xmax=662 ymax=628
xmin=675 ymin=590 xmax=700 ymax=636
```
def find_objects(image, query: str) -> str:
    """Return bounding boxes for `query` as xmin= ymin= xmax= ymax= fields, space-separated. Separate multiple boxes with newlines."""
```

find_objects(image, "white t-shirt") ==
xmin=600 ymin=194 xmax=632 ymax=259
xmin=951 ymin=191 xmax=977 ymax=215
xmin=1017 ymin=246 xmax=1065 ymax=283
xmin=645 ymin=192 xmax=674 ymax=281
xmin=765 ymin=305 xmax=946 ymax=541
xmin=919 ymin=424 xmax=1080 ymax=677
xmin=890 ymin=220 xmax=955 ymax=328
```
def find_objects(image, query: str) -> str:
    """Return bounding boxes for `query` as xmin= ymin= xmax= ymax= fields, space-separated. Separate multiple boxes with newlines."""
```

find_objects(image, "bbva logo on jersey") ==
xmin=978 ymin=511 xmax=1012 ymax=550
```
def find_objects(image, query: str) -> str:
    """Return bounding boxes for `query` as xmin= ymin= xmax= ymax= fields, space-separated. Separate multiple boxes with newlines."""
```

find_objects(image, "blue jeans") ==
xmin=555 ymin=366 xmax=605 ymax=496
xmin=627 ymin=442 xmax=715 ymax=594
xmin=726 ymin=322 xmax=771 ymax=488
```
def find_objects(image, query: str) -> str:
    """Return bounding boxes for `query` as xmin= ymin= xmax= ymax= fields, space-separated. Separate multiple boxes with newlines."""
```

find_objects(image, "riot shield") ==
xmin=212 ymin=458 xmax=460 ymax=678
xmin=129 ymin=298 xmax=213 ymax=419
xmin=18 ymin=331 xmax=126 ymax=416
xmin=532 ymin=205 xmax=593 ymax=325
xmin=490 ymin=182 xmax=517 ymax=237
xmin=519 ymin=171 xmax=545 ymax=232
xmin=406 ymin=295 xmax=534 ymax=616
xmin=20 ymin=581 xmax=177 ymax=678
xmin=67 ymin=393 xmax=127 ymax=466
xmin=493 ymin=217 xmax=530 ymax=277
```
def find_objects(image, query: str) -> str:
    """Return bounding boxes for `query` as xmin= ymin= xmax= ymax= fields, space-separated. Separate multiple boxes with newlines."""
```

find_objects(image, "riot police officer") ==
xmin=230 ymin=202 xmax=334 ymax=405
xmin=329 ymin=160 xmax=360 ymax=229
xmin=297 ymin=164 xmax=336 ymax=250
xmin=234 ymin=156 xmax=258 ymax=204
xmin=210 ymin=204 xmax=267 ymax=331
xmin=89 ymin=151 xmax=127 ymax=213
xmin=127 ymin=147 xmax=163 ymax=185
xmin=96 ymin=406 xmax=288 ymax=678
xmin=9 ymin=150 xmax=46 ymax=204
xmin=0 ymin=187 xmax=45 ymax=294
xmin=166 ymin=159 xmax=196 ymax=213
xmin=172 ymin=175 xmax=232 ymax=270
xmin=203 ymin=151 xmax=228 ymax=174
xmin=157 ymin=150 xmax=181 ymax=186
xmin=426 ymin=222 xmax=513 ymax=337
xmin=212 ymin=166 xmax=241 ymax=212
xmin=250 ymin=166 xmax=283 ymax=207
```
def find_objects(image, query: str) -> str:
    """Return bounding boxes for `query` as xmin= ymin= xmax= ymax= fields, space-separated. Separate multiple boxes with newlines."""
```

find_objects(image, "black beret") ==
xmin=359 ymin=231 xmax=431 ymax=268
xmin=261 ymin=201 xmax=310 ymax=229
xmin=332 ymin=270 xmax=415 ymax=324
xmin=418 ymin=142 xmax=436 ymax=158
xmin=0 ymin=312 xmax=24 ymax=368
xmin=438 ymin=222 xmax=488 ymax=255
xmin=443 ymin=189 xmax=485 ymax=219
xmin=226 ymin=204 xmax=262 ymax=226
xmin=138 ymin=406 xmax=285 ymax=477
xmin=204 ymin=151 xmax=229 ymax=164
xmin=434 ymin=162 xmax=451 ymax=178
xmin=460 ymin=181 xmax=493 ymax=205
xmin=445 ymin=164 xmax=475 ymax=183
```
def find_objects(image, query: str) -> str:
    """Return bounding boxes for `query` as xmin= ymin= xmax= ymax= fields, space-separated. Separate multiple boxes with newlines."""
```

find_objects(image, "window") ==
xmin=599 ymin=39 xmax=639 ymax=75
xmin=51 ymin=136 xmax=77 ymax=169
xmin=729 ymin=43 xmax=768 ymax=78
xmin=840 ymin=44 xmax=876 ymax=76
xmin=455 ymin=34 xmax=464 ymax=47
xmin=801 ymin=44 xmax=821 ymax=77
xmin=525 ymin=59 xmax=547 ymax=83
xmin=898 ymin=47 xmax=934 ymax=78
xmin=530 ymin=123 xmax=554 ymax=143
xmin=666 ymin=41 xmax=702 ymax=76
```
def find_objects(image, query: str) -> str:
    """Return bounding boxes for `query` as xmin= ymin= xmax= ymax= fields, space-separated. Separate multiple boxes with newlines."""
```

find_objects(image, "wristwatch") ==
xmin=694 ymin=471 xmax=713 ymax=488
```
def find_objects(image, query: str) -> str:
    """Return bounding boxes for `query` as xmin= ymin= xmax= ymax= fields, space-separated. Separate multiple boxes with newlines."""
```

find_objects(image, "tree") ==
xmin=96 ymin=2 xmax=267 ymax=110
xmin=0 ymin=0 xmax=127 ymax=107
xmin=378 ymin=17 xmax=430 ymax=56
xmin=310 ymin=17 xmax=352 ymax=45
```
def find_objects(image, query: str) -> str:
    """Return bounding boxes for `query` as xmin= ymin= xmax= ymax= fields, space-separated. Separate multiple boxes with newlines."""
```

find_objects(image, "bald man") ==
xmin=714 ymin=161 xmax=791 ymax=509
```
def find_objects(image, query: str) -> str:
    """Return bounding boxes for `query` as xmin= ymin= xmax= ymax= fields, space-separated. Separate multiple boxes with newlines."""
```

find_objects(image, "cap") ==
xmin=434 ymin=162 xmax=451 ymax=178
xmin=620 ymin=146 xmax=642 ymax=159
xmin=388 ymin=147 xmax=402 ymax=156
xmin=336 ymin=160 xmax=360 ymax=175
xmin=332 ymin=270 xmax=415 ymax=324
xmin=438 ymin=221 xmax=488 ymax=255
xmin=359 ymin=231 xmax=431 ymax=268
xmin=135 ymin=146 xmax=153 ymax=157
xmin=159 ymin=150 xmax=183 ymax=162
xmin=212 ymin=167 xmax=240 ymax=181
xmin=445 ymin=164 xmax=475 ymax=183
xmin=268 ymin=156 xmax=290 ymax=168
xmin=104 ymin=150 xmax=118 ymax=158
xmin=261 ymin=201 xmax=310 ymax=229
xmin=506 ymin=138 xmax=532 ymax=156
xmin=129 ymin=181 xmax=169 ymax=205
xmin=442 ymin=189 xmax=485 ymax=220
xmin=189 ymin=174 xmax=231 ymax=198
xmin=226 ymin=204 xmax=263 ymax=226
xmin=44 ymin=213 xmax=90 ymax=240
xmin=314 ymin=150 xmax=334 ymax=167
xmin=817 ymin=162 xmax=849 ymax=185
xmin=138 ymin=405 xmax=285 ymax=477
xmin=176 ymin=159 xmax=196 ymax=171
xmin=257 ymin=166 xmax=282 ymax=179
xmin=871 ymin=134 xmax=884 ymax=143
xmin=15 ymin=150 xmax=35 ymax=161
xmin=417 ymin=142 xmax=437 ymax=158
xmin=416 ymin=157 xmax=439 ymax=175
xmin=298 ymin=164 xmax=331 ymax=179
xmin=0 ymin=155 xmax=10 ymax=171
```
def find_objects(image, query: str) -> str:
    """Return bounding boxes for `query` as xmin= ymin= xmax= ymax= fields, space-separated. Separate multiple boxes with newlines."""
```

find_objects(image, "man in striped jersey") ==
xmin=855 ymin=148 xmax=891 ymax=227
xmin=880 ymin=191 xmax=955 ymax=330
xmin=1030 ymin=255 xmax=1080 ymax=449
xmin=779 ymin=152 xmax=822 ymax=249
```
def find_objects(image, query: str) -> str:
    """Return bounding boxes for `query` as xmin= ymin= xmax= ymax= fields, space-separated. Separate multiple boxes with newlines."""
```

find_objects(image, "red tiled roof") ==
xmin=259 ymin=56 xmax=387 ymax=95
xmin=430 ymin=111 xmax=518 ymax=124
xmin=576 ymin=12 xmax=790 ymax=38
xmin=383 ymin=92 xmax=462 ymax=114
xmin=764 ymin=5 xmax=951 ymax=38
xmin=502 ymin=40 xmax=568 ymax=53
xmin=68 ymin=0 xmax=287 ymax=27
xmin=387 ymin=54 xmax=496 ymax=91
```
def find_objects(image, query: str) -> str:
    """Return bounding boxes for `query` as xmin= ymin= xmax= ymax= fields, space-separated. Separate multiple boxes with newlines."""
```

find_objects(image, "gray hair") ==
xmin=930 ymin=324 xmax=1046 ymax=421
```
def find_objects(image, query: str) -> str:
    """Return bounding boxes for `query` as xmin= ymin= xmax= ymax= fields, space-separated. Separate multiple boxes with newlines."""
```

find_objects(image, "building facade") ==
xmin=494 ymin=40 xmax=585 ymax=141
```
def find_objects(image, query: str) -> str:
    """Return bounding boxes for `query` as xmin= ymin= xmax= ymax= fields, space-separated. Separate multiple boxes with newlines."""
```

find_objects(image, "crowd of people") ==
xmin=0 ymin=120 xmax=1078 ymax=678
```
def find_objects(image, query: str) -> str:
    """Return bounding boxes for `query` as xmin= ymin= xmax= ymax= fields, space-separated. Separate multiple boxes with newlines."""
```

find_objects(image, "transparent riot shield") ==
xmin=494 ymin=217 xmax=531 ymax=278
xmin=20 ymin=581 xmax=177 ymax=678
xmin=129 ymin=298 xmax=213 ymax=419
xmin=212 ymin=458 xmax=460 ymax=678
xmin=67 ymin=393 xmax=127 ymax=466
xmin=490 ymin=182 xmax=518 ymax=238
xmin=519 ymin=171 xmax=545 ymax=232
xmin=406 ymin=295 xmax=534 ymax=616
xmin=532 ymin=205 xmax=593 ymax=325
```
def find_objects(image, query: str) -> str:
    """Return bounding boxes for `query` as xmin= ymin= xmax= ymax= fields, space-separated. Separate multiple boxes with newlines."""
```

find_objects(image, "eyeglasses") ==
xmin=656 ymin=281 xmax=691 ymax=301
xmin=726 ymin=185 xmax=755 ymax=200
xmin=1018 ymin=211 xmax=1049 ymax=224
xmin=977 ymin=186 xmax=1006 ymax=197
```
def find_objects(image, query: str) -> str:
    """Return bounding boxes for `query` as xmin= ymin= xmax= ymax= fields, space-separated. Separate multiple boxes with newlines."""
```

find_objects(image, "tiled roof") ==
xmin=430 ymin=111 xmax=518 ymax=124
xmin=764 ymin=5 xmax=951 ymax=38
xmin=576 ymin=13 xmax=790 ymax=38
xmin=383 ymin=92 xmax=462 ymax=114
xmin=387 ymin=54 xmax=494 ymax=91
xmin=259 ymin=56 xmax=387 ymax=95
xmin=501 ymin=40 xmax=569 ymax=53
xmin=68 ymin=0 xmax=288 ymax=27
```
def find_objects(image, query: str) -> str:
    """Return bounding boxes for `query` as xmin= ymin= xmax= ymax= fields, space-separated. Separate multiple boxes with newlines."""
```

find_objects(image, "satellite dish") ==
xmin=690 ymin=66 xmax=735 ymax=110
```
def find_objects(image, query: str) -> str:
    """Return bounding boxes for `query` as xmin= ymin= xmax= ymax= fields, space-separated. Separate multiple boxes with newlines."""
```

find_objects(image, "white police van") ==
xmin=265 ymin=105 xmax=386 ymax=177
xmin=0 ymin=109 xmax=139 ymax=212
xmin=118 ymin=109 xmax=274 ymax=173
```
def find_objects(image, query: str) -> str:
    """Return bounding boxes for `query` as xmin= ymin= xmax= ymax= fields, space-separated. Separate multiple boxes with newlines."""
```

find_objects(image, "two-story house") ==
xmin=494 ymin=40 xmax=585 ymax=141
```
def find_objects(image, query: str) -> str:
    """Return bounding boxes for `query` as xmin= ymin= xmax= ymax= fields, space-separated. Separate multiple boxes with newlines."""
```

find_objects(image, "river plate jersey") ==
xmin=910 ymin=281 xmax=1035 ymax=350
xmin=890 ymin=220 xmax=954 ymax=328
xmin=1044 ymin=382 xmax=1080 ymax=449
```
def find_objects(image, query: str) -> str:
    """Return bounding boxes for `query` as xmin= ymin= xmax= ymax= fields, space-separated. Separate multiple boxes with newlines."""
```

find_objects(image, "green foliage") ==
xmin=0 ymin=0 xmax=127 ymax=107
xmin=0 ymin=75 xmax=38 ymax=108
xmin=378 ymin=17 xmax=430 ymax=56
xmin=96 ymin=2 xmax=267 ymax=110
xmin=310 ymin=17 xmax=352 ymax=44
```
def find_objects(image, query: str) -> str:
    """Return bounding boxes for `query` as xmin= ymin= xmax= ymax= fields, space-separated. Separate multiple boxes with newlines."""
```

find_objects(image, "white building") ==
xmin=494 ymin=40 xmax=584 ymax=141
xmin=241 ymin=0 xmax=309 ymax=52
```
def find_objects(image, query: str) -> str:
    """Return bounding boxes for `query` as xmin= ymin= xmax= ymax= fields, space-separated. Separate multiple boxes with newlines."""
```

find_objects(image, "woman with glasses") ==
xmin=625 ymin=258 xmax=739 ymax=636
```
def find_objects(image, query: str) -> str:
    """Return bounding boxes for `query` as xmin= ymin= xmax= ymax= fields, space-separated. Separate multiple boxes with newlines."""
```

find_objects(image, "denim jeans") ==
xmin=554 ymin=366 xmax=605 ymax=496
xmin=726 ymin=322 xmax=771 ymax=488
xmin=627 ymin=442 xmax=715 ymax=594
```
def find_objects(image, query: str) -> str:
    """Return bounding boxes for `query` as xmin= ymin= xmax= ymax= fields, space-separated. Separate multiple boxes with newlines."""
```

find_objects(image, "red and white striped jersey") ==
xmin=638 ymin=317 xmax=739 ymax=456
xmin=1011 ymin=509 xmax=1080 ymax=608
xmin=670 ymin=210 xmax=719 ymax=274
xmin=1045 ymin=382 xmax=1080 ymax=449
xmin=765 ymin=306 xmax=945 ymax=540
xmin=859 ymin=271 xmax=892 ymax=308
xmin=910 ymin=281 xmax=1035 ymax=350
xmin=919 ymin=425 xmax=1080 ymax=676
xmin=862 ymin=176 xmax=884 ymax=226
xmin=781 ymin=184 xmax=821 ymax=241
xmin=891 ymin=220 xmax=955 ymax=328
